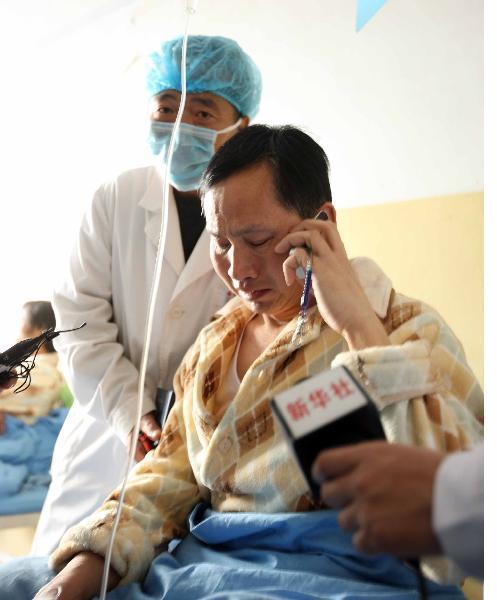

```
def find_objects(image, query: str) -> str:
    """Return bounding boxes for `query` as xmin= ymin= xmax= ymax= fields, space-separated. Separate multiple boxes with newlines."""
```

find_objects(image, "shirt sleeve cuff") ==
xmin=331 ymin=339 xmax=441 ymax=409
xmin=49 ymin=508 xmax=155 ymax=585
xmin=432 ymin=446 xmax=484 ymax=579
xmin=109 ymin=394 xmax=156 ymax=444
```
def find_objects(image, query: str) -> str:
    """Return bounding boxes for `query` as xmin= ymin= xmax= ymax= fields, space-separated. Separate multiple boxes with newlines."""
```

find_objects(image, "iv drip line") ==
xmin=99 ymin=2 xmax=198 ymax=598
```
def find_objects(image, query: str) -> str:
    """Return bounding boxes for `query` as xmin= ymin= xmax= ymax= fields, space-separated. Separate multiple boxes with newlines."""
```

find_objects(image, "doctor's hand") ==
xmin=274 ymin=217 xmax=390 ymax=351
xmin=312 ymin=441 xmax=444 ymax=557
xmin=128 ymin=410 xmax=162 ymax=462
xmin=34 ymin=551 xmax=120 ymax=600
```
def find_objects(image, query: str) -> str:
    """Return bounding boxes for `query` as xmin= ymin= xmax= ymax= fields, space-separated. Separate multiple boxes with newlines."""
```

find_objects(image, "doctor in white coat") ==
xmin=32 ymin=35 xmax=262 ymax=555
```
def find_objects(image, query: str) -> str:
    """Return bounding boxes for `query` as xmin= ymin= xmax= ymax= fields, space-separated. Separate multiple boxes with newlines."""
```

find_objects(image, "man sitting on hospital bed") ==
xmin=3 ymin=125 xmax=483 ymax=600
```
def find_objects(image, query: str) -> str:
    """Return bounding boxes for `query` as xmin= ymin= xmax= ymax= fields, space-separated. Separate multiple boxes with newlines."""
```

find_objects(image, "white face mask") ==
xmin=148 ymin=119 xmax=242 ymax=191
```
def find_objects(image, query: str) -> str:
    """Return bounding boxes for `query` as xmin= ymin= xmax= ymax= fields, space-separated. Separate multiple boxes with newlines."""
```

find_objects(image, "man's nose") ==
xmin=228 ymin=246 xmax=258 ymax=283
xmin=180 ymin=113 xmax=195 ymax=126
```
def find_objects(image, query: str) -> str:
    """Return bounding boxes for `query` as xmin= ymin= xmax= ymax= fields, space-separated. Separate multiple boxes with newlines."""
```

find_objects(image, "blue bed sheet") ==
xmin=0 ymin=505 xmax=465 ymax=599
xmin=0 ymin=409 xmax=67 ymax=515
xmin=105 ymin=505 xmax=464 ymax=600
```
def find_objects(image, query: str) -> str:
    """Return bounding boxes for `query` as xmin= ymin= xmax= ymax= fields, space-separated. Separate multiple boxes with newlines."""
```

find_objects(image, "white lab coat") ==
xmin=31 ymin=165 xmax=231 ymax=555
xmin=433 ymin=444 xmax=484 ymax=580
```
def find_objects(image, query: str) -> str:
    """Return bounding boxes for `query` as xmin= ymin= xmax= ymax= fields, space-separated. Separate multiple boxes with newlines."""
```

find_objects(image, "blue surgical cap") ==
xmin=146 ymin=35 xmax=262 ymax=119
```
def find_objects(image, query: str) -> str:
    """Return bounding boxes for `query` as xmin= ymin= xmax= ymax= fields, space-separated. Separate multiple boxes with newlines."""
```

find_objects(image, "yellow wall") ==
xmin=337 ymin=192 xmax=483 ymax=386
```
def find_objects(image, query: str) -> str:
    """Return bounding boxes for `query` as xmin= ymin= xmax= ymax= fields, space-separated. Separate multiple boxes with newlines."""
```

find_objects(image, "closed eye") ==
xmin=214 ymin=239 xmax=231 ymax=255
xmin=248 ymin=237 xmax=272 ymax=248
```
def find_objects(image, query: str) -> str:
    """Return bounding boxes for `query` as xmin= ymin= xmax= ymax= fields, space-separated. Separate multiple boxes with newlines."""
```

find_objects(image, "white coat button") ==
xmin=219 ymin=436 xmax=233 ymax=454
xmin=170 ymin=308 xmax=185 ymax=319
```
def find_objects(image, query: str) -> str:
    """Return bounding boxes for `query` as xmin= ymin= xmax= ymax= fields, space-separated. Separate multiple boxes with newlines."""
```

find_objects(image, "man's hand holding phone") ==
xmin=274 ymin=205 xmax=390 ymax=351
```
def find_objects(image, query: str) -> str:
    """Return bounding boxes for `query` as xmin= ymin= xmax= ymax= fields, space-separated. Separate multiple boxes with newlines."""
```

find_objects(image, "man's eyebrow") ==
xmin=155 ymin=92 xmax=221 ymax=113
xmin=156 ymin=91 xmax=179 ymax=103
xmin=189 ymin=96 xmax=221 ymax=112
xmin=208 ymin=225 xmax=274 ymax=237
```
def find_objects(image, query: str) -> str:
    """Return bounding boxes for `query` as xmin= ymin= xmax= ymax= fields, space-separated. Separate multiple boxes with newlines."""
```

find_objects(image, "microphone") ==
xmin=271 ymin=367 xmax=428 ymax=599
xmin=270 ymin=365 xmax=385 ymax=499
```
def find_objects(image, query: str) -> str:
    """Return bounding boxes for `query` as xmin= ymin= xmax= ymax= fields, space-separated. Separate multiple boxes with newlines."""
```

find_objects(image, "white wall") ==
xmin=0 ymin=0 xmax=483 ymax=348
xmin=129 ymin=0 xmax=483 ymax=206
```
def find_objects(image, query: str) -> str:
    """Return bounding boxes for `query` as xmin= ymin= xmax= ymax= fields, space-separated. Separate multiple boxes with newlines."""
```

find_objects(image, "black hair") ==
xmin=22 ymin=301 xmax=56 ymax=353
xmin=200 ymin=125 xmax=332 ymax=217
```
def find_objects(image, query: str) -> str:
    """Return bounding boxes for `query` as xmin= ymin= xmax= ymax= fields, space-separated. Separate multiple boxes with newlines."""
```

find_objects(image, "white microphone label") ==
xmin=272 ymin=366 xmax=367 ymax=439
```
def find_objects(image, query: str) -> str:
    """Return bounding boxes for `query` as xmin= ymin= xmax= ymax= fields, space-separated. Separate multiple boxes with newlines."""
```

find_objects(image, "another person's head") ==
xmin=19 ymin=301 xmax=56 ymax=353
xmin=147 ymin=35 xmax=262 ymax=192
xmin=200 ymin=124 xmax=335 ymax=321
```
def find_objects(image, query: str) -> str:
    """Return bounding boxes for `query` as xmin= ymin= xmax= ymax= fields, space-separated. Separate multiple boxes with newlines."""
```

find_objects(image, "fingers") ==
xmin=34 ymin=584 xmax=62 ymax=599
xmin=275 ymin=219 xmax=342 ymax=256
xmin=134 ymin=441 xmax=147 ymax=462
xmin=315 ymin=499 xmax=380 ymax=556
xmin=275 ymin=228 xmax=328 ymax=258
xmin=312 ymin=441 xmax=388 ymax=484
xmin=140 ymin=412 xmax=161 ymax=441
xmin=282 ymin=247 xmax=310 ymax=286
xmin=35 ymin=552 xmax=113 ymax=600
xmin=127 ymin=429 xmax=148 ymax=462
xmin=338 ymin=503 xmax=380 ymax=555
xmin=313 ymin=443 xmax=389 ymax=510
xmin=352 ymin=529 xmax=377 ymax=555
xmin=275 ymin=221 xmax=350 ymax=295
xmin=338 ymin=503 xmax=359 ymax=533
xmin=312 ymin=446 xmax=363 ymax=484
xmin=319 ymin=474 xmax=356 ymax=509
xmin=128 ymin=412 xmax=162 ymax=462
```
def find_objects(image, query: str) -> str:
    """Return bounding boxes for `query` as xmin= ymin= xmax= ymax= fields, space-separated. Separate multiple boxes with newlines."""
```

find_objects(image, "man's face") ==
xmin=203 ymin=162 xmax=303 ymax=320
xmin=150 ymin=90 xmax=246 ymax=151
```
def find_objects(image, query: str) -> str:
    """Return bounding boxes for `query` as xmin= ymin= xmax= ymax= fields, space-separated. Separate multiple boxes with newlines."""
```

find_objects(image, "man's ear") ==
xmin=238 ymin=116 xmax=250 ymax=130
xmin=318 ymin=202 xmax=336 ymax=224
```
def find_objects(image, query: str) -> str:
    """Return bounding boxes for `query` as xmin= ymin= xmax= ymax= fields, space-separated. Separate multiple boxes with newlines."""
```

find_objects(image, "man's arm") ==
xmin=34 ymin=552 xmax=120 ymax=600
xmin=34 ymin=333 xmax=205 ymax=600
xmin=312 ymin=441 xmax=484 ymax=580
xmin=275 ymin=216 xmax=391 ymax=351
xmin=40 ymin=344 xmax=200 ymax=597
xmin=276 ymin=216 xmax=483 ymax=448
xmin=53 ymin=185 xmax=159 ymax=447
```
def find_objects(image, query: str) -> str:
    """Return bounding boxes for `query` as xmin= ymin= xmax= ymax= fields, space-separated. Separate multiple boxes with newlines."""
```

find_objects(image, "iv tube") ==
xmin=99 ymin=3 xmax=197 ymax=598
